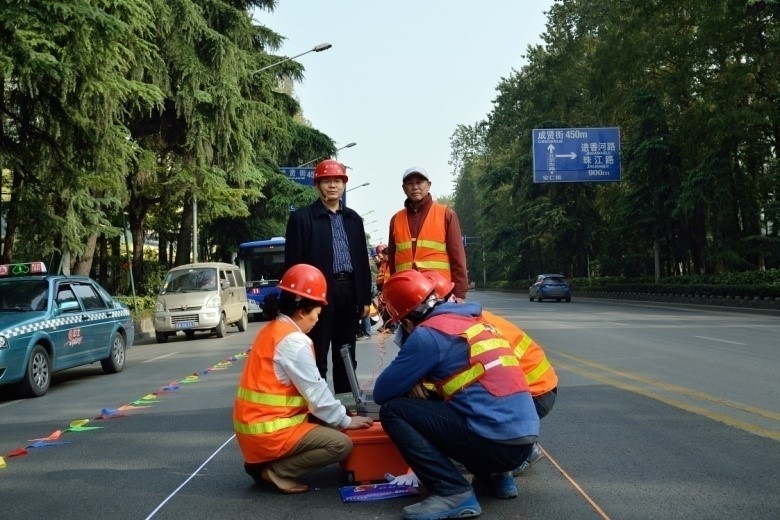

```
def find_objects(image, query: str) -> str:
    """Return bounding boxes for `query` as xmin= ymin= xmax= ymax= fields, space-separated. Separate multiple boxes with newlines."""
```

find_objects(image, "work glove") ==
xmin=385 ymin=468 xmax=420 ymax=487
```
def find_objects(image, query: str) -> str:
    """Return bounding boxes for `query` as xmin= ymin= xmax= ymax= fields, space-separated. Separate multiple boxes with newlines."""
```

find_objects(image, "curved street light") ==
xmin=360 ymin=210 xmax=375 ymax=218
xmin=252 ymin=42 xmax=332 ymax=75
xmin=346 ymin=182 xmax=370 ymax=193
xmin=298 ymin=141 xmax=356 ymax=168
xmin=194 ymin=43 xmax=333 ymax=262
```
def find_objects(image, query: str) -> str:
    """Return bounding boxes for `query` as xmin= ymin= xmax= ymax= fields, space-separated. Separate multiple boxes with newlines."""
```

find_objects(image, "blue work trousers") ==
xmin=380 ymin=398 xmax=532 ymax=496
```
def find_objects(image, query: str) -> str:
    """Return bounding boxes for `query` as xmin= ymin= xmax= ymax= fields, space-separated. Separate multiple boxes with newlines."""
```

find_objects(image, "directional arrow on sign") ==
xmin=546 ymin=145 xmax=577 ymax=160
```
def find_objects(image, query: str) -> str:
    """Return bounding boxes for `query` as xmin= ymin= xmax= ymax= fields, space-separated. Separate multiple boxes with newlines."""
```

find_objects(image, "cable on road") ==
xmin=540 ymin=445 xmax=612 ymax=520
xmin=144 ymin=434 xmax=237 ymax=520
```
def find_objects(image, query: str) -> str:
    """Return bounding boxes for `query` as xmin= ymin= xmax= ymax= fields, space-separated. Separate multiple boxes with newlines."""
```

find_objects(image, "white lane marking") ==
xmin=142 ymin=352 xmax=179 ymax=363
xmin=0 ymin=399 xmax=21 ymax=409
xmin=603 ymin=321 xmax=631 ymax=327
xmin=692 ymin=335 xmax=746 ymax=346
xmin=145 ymin=434 xmax=236 ymax=520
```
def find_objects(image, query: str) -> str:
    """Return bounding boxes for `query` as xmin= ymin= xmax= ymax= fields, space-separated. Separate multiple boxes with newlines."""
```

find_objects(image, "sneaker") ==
xmin=512 ymin=443 xmax=544 ymax=476
xmin=491 ymin=471 xmax=518 ymax=499
xmin=402 ymin=490 xmax=481 ymax=520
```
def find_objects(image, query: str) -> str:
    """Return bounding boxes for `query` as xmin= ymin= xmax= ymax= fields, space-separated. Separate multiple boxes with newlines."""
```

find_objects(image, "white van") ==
xmin=153 ymin=262 xmax=248 ymax=343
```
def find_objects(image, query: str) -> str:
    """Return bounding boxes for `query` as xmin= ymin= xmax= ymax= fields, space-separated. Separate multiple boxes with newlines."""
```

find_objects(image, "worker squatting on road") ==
xmin=232 ymin=264 xmax=373 ymax=494
xmin=373 ymin=270 xmax=540 ymax=520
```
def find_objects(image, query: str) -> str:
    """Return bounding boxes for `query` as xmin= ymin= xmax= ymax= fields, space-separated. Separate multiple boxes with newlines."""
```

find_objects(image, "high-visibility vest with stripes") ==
xmin=376 ymin=260 xmax=389 ymax=288
xmin=393 ymin=203 xmax=451 ymax=279
xmin=233 ymin=319 xmax=316 ymax=463
xmin=482 ymin=310 xmax=558 ymax=397
xmin=420 ymin=313 xmax=529 ymax=400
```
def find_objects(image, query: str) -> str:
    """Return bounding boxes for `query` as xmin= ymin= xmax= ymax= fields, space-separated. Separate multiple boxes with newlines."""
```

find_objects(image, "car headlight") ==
xmin=205 ymin=295 xmax=221 ymax=308
xmin=0 ymin=335 xmax=8 ymax=350
xmin=156 ymin=300 xmax=165 ymax=312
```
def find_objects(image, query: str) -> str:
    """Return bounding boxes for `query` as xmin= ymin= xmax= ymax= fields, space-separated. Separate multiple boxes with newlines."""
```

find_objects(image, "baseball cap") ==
xmin=402 ymin=166 xmax=430 ymax=182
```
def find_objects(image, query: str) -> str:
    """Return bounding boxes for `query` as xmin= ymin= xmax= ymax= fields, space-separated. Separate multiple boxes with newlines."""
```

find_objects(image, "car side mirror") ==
xmin=57 ymin=300 xmax=80 ymax=313
xmin=220 ymin=279 xmax=230 ymax=289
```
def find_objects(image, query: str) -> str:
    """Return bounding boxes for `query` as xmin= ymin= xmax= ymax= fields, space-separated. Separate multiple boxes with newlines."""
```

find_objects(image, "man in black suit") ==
xmin=284 ymin=159 xmax=372 ymax=394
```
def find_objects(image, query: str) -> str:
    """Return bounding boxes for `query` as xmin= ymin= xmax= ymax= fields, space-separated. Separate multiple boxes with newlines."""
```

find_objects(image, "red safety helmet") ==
xmin=382 ymin=270 xmax=436 ymax=323
xmin=313 ymin=159 xmax=348 ymax=183
xmin=278 ymin=264 xmax=328 ymax=305
xmin=422 ymin=271 xmax=455 ymax=300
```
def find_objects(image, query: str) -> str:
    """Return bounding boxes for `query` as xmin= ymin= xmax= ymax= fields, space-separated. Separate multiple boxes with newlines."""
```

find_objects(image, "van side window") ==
xmin=225 ymin=270 xmax=238 ymax=288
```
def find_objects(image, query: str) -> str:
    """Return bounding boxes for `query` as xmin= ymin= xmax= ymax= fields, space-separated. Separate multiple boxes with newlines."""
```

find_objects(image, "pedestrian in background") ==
xmin=284 ymin=159 xmax=372 ymax=394
xmin=386 ymin=166 xmax=469 ymax=302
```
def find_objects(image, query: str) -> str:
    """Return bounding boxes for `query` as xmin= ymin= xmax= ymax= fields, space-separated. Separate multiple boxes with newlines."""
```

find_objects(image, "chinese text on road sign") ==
xmin=532 ymin=127 xmax=621 ymax=183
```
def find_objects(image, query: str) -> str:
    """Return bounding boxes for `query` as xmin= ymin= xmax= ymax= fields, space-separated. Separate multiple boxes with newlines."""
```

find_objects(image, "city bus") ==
xmin=235 ymin=237 xmax=285 ymax=320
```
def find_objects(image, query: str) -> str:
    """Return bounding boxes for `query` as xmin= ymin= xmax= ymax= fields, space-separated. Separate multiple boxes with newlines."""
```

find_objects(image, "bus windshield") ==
xmin=238 ymin=238 xmax=286 ymax=286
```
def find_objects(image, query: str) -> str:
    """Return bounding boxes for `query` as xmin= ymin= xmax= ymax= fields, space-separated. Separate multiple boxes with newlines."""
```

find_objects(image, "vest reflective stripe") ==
xmin=470 ymin=337 xmax=510 ymax=356
xmin=393 ymin=203 xmax=451 ymax=278
xmin=440 ymin=355 xmax=520 ymax=399
xmin=236 ymin=387 xmax=307 ymax=407
xmin=513 ymin=334 xmax=534 ymax=358
xmin=233 ymin=413 xmax=308 ymax=435
xmin=415 ymin=239 xmax=447 ymax=251
xmin=525 ymin=357 xmax=552 ymax=384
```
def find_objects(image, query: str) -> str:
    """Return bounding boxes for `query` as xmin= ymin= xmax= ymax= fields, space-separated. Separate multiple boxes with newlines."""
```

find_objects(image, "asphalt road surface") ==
xmin=1 ymin=292 xmax=778 ymax=519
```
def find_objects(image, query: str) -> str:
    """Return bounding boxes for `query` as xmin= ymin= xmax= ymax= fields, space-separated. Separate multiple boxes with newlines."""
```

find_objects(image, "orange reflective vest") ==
xmin=376 ymin=260 xmax=389 ymax=289
xmin=482 ymin=310 xmax=558 ymax=397
xmin=233 ymin=318 xmax=316 ymax=463
xmin=421 ymin=313 xmax=529 ymax=400
xmin=393 ymin=203 xmax=451 ymax=279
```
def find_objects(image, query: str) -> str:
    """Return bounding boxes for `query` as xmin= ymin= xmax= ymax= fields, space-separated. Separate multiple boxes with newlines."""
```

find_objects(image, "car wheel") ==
xmin=155 ymin=331 xmax=168 ymax=344
xmin=17 ymin=344 xmax=51 ymax=398
xmin=184 ymin=330 xmax=196 ymax=340
xmin=237 ymin=310 xmax=248 ymax=332
xmin=215 ymin=314 xmax=227 ymax=338
xmin=101 ymin=331 xmax=126 ymax=374
xmin=565 ymin=297 xmax=571 ymax=302
xmin=556 ymin=298 xmax=561 ymax=302
xmin=537 ymin=296 xmax=543 ymax=302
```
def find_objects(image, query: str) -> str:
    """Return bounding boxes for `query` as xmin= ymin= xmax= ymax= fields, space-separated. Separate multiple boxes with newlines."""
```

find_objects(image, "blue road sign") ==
xmin=532 ymin=127 xmax=621 ymax=183
xmin=280 ymin=167 xmax=315 ymax=185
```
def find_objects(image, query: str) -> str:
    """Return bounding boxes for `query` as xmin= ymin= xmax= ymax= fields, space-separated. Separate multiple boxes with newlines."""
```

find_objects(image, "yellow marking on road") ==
xmin=552 ymin=358 xmax=780 ymax=442
xmin=555 ymin=351 xmax=780 ymax=422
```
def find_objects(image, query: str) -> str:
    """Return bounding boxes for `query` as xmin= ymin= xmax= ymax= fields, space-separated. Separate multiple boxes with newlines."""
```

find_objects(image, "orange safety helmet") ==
xmin=278 ymin=264 xmax=328 ymax=305
xmin=422 ymin=271 xmax=455 ymax=300
xmin=313 ymin=159 xmax=348 ymax=183
xmin=382 ymin=270 xmax=436 ymax=323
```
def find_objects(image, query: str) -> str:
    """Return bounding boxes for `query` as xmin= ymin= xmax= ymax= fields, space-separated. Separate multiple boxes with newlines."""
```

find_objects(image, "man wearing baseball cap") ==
xmin=386 ymin=166 xmax=469 ymax=302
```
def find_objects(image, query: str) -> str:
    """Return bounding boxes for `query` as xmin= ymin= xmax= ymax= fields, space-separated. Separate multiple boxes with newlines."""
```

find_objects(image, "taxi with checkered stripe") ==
xmin=0 ymin=262 xmax=134 ymax=397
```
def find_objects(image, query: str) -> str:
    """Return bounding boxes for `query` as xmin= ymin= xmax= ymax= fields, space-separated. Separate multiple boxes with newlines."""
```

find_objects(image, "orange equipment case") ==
xmin=340 ymin=421 xmax=408 ymax=484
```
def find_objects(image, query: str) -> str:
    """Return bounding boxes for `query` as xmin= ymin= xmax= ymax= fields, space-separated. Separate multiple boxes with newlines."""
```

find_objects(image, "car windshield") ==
xmin=544 ymin=276 xmax=567 ymax=284
xmin=0 ymin=279 xmax=49 ymax=311
xmin=160 ymin=268 xmax=218 ymax=294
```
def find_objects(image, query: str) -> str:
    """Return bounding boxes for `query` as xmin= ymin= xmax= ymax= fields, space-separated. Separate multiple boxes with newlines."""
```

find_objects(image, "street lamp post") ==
xmin=360 ymin=210 xmax=375 ymax=218
xmin=346 ymin=182 xmax=370 ymax=193
xmin=193 ymin=43 xmax=333 ymax=262
xmin=251 ymin=43 xmax=332 ymax=75
xmin=298 ymin=141 xmax=356 ymax=168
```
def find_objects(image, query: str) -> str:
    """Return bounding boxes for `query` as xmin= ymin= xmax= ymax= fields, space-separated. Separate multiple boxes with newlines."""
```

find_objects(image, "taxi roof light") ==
xmin=0 ymin=262 xmax=48 ymax=277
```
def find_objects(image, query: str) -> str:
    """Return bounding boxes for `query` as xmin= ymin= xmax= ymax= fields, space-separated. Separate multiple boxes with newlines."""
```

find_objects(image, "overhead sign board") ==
xmin=532 ymin=127 xmax=621 ymax=183
xmin=279 ymin=167 xmax=315 ymax=186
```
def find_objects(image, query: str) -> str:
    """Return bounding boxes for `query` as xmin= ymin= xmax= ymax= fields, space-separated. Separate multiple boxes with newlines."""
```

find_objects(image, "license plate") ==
xmin=175 ymin=321 xmax=195 ymax=329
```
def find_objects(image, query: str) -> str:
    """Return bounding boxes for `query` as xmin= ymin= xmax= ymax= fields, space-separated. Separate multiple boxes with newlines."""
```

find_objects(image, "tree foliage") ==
xmin=451 ymin=0 xmax=780 ymax=281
